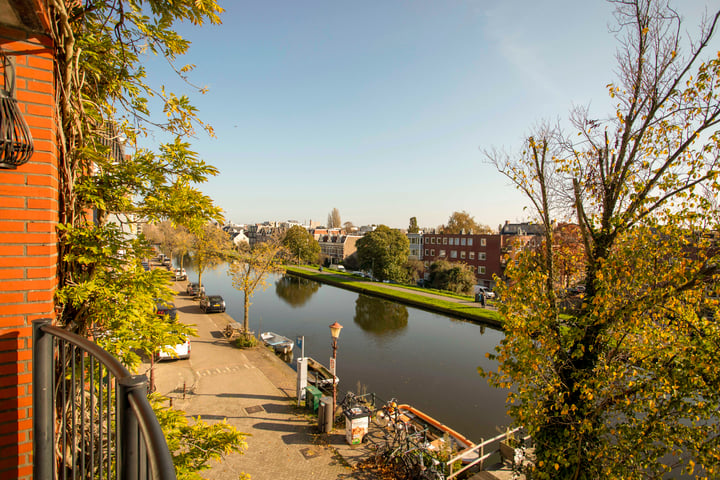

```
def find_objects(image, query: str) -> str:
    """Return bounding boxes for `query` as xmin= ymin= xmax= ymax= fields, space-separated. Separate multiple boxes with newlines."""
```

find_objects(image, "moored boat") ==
xmin=260 ymin=332 xmax=294 ymax=354
xmin=306 ymin=357 xmax=339 ymax=388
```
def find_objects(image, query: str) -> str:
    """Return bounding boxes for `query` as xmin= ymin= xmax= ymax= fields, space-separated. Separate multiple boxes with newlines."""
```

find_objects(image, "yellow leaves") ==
xmin=642 ymin=27 xmax=649 ymax=35
xmin=554 ymin=463 xmax=560 ymax=471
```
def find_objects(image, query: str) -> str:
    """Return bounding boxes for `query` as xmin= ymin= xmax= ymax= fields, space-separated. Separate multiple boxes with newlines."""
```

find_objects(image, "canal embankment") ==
xmin=285 ymin=266 xmax=504 ymax=329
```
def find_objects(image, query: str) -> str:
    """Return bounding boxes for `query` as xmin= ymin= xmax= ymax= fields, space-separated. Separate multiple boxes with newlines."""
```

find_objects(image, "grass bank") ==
xmin=285 ymin=266 xmax=504 ymax=329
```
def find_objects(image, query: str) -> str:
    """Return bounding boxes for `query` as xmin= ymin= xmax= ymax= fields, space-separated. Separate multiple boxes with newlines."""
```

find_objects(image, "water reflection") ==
xmin=275 ymin=275 xmax=321 ymax=308
xmin=353 ymin=294 xmax=408 ymax=334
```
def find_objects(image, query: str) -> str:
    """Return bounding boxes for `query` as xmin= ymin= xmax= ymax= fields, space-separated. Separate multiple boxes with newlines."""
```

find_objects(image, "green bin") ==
xmin=305 ymin=386 xmax=322 ymax=413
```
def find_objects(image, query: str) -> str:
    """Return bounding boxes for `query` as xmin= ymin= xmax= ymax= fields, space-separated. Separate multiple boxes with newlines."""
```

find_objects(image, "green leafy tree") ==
xmin=485 ymin=2 xmax=720 ymax=478
xmin=282 ymin=225 xmax=321 ymax=264
xmin=356 ymin=225 xmax=410 ymax=282
xmin=404 ymin=258 xmax=425 ymax=284
xmin=229 ymin=240 xmax=287 ymax=333
xmin=408 ymin=217 xmax=419 ymax=233
xmin=192 ymin=223 xmax=234 ymax=292
xmin=427 ymin=260 xmax=475 ymax=295
xmin=47 ymin=0 xmax=245 ymax=475
xmin=442 ymin=211 xmax=492 ymax=234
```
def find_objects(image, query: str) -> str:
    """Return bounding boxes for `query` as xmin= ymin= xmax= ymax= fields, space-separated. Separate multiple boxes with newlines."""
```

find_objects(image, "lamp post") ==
xmin=329 ymin=321 xmax=343 ymax=426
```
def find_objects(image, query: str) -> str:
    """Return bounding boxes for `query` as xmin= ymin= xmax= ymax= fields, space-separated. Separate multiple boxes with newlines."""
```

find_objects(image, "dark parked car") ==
xmin=186 ymin=282 xmax=205 ymax=296
xmin=200 ymin=295 xmax=226 ymax=313
xmin=155 ymin=300 xmax=177 ymax=321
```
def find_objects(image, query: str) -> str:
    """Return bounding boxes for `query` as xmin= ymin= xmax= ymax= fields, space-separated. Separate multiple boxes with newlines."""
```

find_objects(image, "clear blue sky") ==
xmin=141 ymin=0 xmax=716 ymax=230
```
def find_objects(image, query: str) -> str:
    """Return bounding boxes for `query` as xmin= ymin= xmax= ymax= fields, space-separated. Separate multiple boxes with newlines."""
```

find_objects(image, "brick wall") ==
xmin=0 ymin=23 xmax=57 ymax=480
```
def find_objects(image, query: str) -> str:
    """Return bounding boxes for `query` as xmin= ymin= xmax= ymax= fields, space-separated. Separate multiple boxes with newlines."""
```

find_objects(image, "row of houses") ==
xmin=226 ymin=220 xmax=547 ymax=288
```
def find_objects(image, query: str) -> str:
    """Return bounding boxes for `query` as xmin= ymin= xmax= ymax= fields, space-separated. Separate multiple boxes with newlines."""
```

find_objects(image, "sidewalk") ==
xmin=151 ymin=281 xmax=378 ymax=480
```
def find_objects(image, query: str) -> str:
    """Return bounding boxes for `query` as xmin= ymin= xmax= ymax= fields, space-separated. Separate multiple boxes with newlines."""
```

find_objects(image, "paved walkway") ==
xmin=150 ymin=281 xmax=378 ymax=480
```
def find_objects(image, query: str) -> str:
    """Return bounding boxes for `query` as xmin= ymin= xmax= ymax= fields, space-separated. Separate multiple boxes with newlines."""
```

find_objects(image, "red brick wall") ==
xmin=0 ymin=24 xmax=57 ymax=480
xmin=421 ymin=233 xmax=503 ymax=286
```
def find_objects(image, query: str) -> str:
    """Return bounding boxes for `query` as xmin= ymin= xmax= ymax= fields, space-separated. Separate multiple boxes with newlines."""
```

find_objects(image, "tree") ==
xmin=442 ymin=211 xmax=492 ymax=234
xmin=484 ymin=2 xmax=720 ymax=478
xmin=327 ymin=208 xmax=341 ymax=228
xmin=172 ymin=226 xmax=195 ymax=270
xmin=408 ymin=217 xmax=419 ymax=233
xmin=428 ymin=260 xmax=475 ymax=295
xmin=404 ymin=258 xmax=425 ymax=284
xmin=47 ymin=0 xmax=245 ymax=474
xmin=229 ymin=240 xmax=286 ymax=333
xmin=343 ymin=221 xmax=355 ymax=232
xmin=553 ymin=222 xmax=585 ymax=290
xmin=192 ymin=223 xmax=233 ymax=293
xmin=356 ymin=225 xmax=410 ymax=282
xmin=282 ymin=225 xmax=321 ymax=264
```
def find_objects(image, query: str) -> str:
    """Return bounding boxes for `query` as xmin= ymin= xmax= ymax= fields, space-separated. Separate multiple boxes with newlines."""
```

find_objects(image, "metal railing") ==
xmin=446 ymin=427 xmax=527 ymax=479
xmin=33 ymin=318 xmax=176 ymax=480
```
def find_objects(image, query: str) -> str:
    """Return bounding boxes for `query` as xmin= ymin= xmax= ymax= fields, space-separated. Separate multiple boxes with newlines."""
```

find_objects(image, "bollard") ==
xmin=183 ymin=382 xmax=186 ymax=399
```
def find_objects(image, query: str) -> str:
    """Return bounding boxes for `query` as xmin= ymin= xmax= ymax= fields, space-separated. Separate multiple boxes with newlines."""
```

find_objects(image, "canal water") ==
xmin=184 ymin=264 xmax=510 ymax=442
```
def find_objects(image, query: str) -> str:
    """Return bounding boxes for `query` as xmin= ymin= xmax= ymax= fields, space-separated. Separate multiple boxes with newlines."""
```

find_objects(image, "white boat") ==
xmin=260 ymin=332 xmax=294 ymax=354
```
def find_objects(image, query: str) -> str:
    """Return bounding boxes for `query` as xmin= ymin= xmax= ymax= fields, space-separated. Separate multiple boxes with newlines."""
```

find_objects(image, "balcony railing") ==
xmin=32 ymin=318 xmax=176 ymax=480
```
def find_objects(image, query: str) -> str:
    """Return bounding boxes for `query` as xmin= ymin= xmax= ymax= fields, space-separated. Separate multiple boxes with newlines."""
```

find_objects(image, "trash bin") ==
xmin=305 ymin=385 xmax=322 ymax=413
xmin=318 ymin=396 xmax=333 ymax=433
xmin=343 ymin=405 xmax=370 ymax=445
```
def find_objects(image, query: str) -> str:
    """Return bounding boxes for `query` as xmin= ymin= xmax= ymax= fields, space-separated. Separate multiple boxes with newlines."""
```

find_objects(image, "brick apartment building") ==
xmin=312 ymin=229 xmax=361 ymax=265
xmin=1 ymin=2 xmax=57 ymax=478
xmin=421 ymin=233 xmax=502 ymax=287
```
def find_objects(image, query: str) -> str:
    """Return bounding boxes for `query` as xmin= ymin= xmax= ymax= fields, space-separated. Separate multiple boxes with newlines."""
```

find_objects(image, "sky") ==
xmin=139 ymin=0 xmax=718 ymax=230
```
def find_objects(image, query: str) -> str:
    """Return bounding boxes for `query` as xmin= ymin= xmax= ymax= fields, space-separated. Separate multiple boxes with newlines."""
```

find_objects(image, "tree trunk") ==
xmin=243 ymin=291 xmax=250 ymax=333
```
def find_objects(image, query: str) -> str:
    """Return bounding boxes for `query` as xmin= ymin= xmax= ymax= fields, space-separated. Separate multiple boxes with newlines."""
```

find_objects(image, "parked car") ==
xmin=200 ymin=295 xmax=226 ymax=313
xmin=174 ymin=268 xmax=187 ymax=281
xmin=156 ymin=335 xmax=191 ymax=361
xmin=155 ymin=300 xmax=177 ymax=321
xmin=186 ymin=282 xmax=205 ymax=296
xmin=477 ymin=286 xmax=495 ymax=299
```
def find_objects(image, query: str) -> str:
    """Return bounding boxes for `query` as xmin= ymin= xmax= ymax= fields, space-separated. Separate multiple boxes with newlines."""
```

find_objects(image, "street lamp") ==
xmin=329 ymin=321 xmax=343 ymax=426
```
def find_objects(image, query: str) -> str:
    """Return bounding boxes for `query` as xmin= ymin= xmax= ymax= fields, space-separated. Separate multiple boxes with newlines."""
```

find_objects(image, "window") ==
xmin=424 ymin=249 xmax=429 ymax=256
xmin=481 ymin=238 xmax=486 ymax=246
xmin=460 ymin=251 xmax=466 ymax=259
xmin=431 ymin=237 xmax=436 ymax=244
xmin=450 ymin=250 xmax=457 ymax=258
xmin=478 ymin=266 xmax=486 ymax=274
xmin=461 ymin=238 xmax=466 ymax=246
xmin=479 ymin=252 xmax=486 ymax=261
xmin=468 ymin=238 xmax=473 ymax=246
xmin=443 ymin=238 xmax=447 ymax=245
xmin=440 ymin=249 xmax=446 ymax=257
xmin=469 ymin=252 xmax=475 ymax=260
xmin=431 ymin=249 xmax=435 ymax=256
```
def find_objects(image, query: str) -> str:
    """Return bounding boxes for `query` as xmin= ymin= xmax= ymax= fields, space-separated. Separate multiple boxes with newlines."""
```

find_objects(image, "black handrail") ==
xmin=32 ymin=318 xmax=177 ymax=480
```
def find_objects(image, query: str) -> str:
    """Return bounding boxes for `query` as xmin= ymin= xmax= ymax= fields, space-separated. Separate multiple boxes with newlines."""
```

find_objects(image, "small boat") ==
xmin=306 ymin=357 xmax=339 ymax=388
xmin=260 ymin=332 xmax=294 ymax=354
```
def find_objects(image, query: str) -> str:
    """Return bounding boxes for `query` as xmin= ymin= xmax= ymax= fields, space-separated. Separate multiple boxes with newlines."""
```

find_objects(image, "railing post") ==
xmin=117 ymin=374 xmax=147 ymax=480
xmin=32 ymin=318 xmax=54 ymax=480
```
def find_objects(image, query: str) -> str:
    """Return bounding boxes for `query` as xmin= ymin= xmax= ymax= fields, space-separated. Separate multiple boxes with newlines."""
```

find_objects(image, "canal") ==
xmin=184 ymin=264 xmax=510 ymax=442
